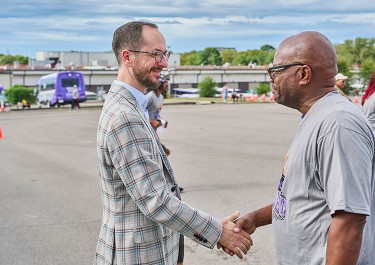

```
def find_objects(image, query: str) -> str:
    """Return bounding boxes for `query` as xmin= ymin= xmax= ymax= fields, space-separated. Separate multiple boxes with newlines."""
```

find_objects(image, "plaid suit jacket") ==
xmin=94 ymin=83 xmax=222 ymax=265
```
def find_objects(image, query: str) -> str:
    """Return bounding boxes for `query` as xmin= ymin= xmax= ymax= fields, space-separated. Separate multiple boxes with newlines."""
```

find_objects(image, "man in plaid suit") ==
xmin=94 ymin=21 xmax=252 ymax=265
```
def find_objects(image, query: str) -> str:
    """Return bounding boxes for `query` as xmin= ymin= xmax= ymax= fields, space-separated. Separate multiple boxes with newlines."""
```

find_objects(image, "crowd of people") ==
xmin=93 ymin=21 xmax=375 ymax=265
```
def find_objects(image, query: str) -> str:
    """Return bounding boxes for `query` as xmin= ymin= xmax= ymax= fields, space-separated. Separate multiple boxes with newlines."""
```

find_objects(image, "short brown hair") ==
xmin=112 ymin=21 xmax=158 ymax=65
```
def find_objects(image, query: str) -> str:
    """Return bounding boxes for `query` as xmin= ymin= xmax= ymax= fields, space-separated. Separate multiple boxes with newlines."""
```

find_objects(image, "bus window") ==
xmin=40 ymin=79 xmax=55 ymax=91
xmin=62 ymin=78 xmax=79 ymax=88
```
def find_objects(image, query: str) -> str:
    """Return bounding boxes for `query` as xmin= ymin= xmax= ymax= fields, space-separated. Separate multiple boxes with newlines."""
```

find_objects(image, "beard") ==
xmin=133 ymin=63 xmax=161 ymax=91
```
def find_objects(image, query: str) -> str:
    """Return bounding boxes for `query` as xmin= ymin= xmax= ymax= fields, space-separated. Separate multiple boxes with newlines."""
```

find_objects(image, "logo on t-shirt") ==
xmin=273 ymin=153 xmax=288 ymax=221
xmin=273 ymin=175 xmax=287 ymax=221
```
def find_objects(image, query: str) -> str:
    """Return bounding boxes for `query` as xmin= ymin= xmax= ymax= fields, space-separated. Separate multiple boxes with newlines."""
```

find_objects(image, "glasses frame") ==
xmin=129 ymin=50 xmax=171 ymax=63
xmin=267 ymin=63 xmax=304 ymax=80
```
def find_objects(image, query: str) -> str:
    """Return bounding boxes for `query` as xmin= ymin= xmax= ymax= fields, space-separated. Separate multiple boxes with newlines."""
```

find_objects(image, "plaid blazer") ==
xmin=94 ymin=83 xmax=222 ymax=265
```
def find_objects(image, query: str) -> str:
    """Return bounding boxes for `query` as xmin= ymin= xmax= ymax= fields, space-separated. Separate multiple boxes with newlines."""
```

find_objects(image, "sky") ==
xmin=1 ymin=0 xmax=375 ymax=58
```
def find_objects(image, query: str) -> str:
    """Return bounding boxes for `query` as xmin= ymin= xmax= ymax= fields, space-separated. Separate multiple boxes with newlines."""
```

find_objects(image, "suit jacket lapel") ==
xmin=111 ymin=82 xmax=177 ymax=182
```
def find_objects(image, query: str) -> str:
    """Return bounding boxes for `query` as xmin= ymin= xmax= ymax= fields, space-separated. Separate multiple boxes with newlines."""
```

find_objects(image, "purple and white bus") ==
xmin=37 ymin=71 xmax=86 ymax=107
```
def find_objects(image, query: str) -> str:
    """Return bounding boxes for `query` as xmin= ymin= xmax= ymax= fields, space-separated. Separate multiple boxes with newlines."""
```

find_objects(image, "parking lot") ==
xmin=0 ymin=103 xmax=300 ymax=265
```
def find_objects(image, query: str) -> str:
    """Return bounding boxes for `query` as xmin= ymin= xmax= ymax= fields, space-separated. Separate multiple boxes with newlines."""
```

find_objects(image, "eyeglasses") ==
xmin=129 ymin=50 xmax=171 ymax=63
xmin=267 ymin=63 xmax=304 ymax=80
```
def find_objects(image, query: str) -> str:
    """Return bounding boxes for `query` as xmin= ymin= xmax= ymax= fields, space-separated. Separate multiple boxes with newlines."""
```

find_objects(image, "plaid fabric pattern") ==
xmin=94 ymin=83 xmax=222 ymax=265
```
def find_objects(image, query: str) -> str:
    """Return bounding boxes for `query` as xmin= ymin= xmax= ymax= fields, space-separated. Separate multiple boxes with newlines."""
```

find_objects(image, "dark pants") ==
xmin=71 ymin=99 xmax=80 ymax=109
xmin=177 ymin=234 xmax=184 ymax=263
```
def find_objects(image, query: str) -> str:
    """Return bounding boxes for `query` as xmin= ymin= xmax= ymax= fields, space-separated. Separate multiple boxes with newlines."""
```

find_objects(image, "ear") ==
xmin=299 ymin=65 xmax=311 ymax=85
xmin=121 ymin=50 xmax=132 ymax=67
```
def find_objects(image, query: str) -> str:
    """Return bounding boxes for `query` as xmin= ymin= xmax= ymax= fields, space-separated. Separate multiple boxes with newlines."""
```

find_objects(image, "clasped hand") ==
xmin=216 ymin=211 xmax=253 ymax=259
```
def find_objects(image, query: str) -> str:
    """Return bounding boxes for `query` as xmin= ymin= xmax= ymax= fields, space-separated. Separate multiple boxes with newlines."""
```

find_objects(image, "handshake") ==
xmin=217 ymin=211 xmax=256 ymax=259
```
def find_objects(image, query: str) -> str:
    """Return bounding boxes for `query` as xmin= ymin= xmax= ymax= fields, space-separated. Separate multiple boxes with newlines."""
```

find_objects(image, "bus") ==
xmin=37 ymin=71 xmax=86 ymax=107
xmin=172 ymin=88 xmax=199 ymax=98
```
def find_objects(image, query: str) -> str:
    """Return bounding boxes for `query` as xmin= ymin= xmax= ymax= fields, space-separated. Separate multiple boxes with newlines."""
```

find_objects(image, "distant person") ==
xmin=94 ymin=21 xmax=252 ymax=265
xmin=222 ymin=84 xmax=228 ymax=102
xmin=146 ymin=74 xmax=184 ymax=192
xmin=146 ymin=74 xmax=170 ymax=155
xmin=335 ymin=73 xmax=351 ymax=100
xmin=231 ymin=90 xmax=238 ymax=102
xmin=71 ymin=85 xmax=80 ymax=109
xmin=146 ymin=74 xmax=169 ymax=134
xmin=21 ymin=99 xmax=30 ymax=109
xmin=226 ymin=31 xmax=375 ymax=264
xmin=361 ymin=73 xmax=375 ymax=132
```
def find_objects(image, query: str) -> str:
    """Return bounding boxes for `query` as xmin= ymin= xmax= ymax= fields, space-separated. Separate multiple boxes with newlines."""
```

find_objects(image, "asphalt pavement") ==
xmin=0 ymin=103 xmax=301 ymax=264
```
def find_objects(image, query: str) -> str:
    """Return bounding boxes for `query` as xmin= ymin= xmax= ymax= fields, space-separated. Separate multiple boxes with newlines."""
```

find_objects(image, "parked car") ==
xmin=214 ymin=87 xmax=242 ymax=98
xmin=97 ymin=90 xmax=107 ymax=101
xmin=172 ymin=88 xmax=199 ymax=98
xmin=85 ymin=91 xmax=97 ymax=100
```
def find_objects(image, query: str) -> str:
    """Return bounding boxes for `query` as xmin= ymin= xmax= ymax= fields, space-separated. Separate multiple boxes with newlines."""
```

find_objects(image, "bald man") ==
xmin=229 ymin=31 xmax=375 ymax=264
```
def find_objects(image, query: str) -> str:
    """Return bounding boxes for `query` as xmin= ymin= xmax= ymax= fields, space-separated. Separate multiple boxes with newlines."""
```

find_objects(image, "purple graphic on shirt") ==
xmin=273 ymin=175 xmax=286 ymax=220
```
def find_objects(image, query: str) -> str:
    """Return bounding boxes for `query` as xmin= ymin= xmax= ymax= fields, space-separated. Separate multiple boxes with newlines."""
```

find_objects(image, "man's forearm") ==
xmin=326 ymin=211 xmax=366 ymax=265
xmin=252 ymin=204 xmax=273 ymax=228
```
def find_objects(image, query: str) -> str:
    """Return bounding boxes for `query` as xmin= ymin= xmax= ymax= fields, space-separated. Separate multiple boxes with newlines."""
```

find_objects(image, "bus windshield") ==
xmin=40 ymin=78 xmax=55 ymax=91
xmin=62 ymin=78 xmax=79 ymax=87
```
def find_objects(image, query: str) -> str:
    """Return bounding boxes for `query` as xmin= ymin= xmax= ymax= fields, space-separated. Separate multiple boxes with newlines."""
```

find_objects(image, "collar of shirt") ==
xmin=113 ymin=80 xmax=149 ymax=121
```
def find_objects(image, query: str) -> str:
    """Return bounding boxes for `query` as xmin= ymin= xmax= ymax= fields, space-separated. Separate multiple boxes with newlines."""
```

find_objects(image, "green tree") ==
xmin=260 ymin=44 xmax=275 ymax=51
xmin=256 ymin=82 xmax=270 ymax=95
xmin=232 ymin=51 xmax=250 ymax=65
xmin=337 ymin=58 xmax=351 ymax=77
xmin=198 ymin=76 xmax=217 ymax=97
xmin=0 ymin=54 xmax=29 ymax=65
xmin=220 ymin=49 xmax=237 ymax=65
xmin=248 ymin=50 xmax=274 ymax=65
xmin=360 ymin=58 xmax=375 ymax=85
xmin=180 ymin=50 xmax=200 ymax=65
xmin=198 ymin=48 xmax=222 ymax=65
xmin=4 ymin=85 xmax=36 ymax=104
xmin=335 ymin=37 xmax=375 ymax=66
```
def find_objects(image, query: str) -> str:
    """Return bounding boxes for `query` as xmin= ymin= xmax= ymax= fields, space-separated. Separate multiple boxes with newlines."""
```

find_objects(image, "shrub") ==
xmin=256 ymin=82 xmax=270 ymax=95
xmin=198 ymin=76 xmax=217 ymax=97
xmin=4 ymin=85 xmax=36 ymax=104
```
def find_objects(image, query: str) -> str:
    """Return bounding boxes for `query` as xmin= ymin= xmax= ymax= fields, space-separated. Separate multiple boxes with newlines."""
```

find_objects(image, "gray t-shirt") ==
xmin=146 ymin=90 xmax=164 ymax=121
xmin=272 ymin=91 xmax=375 ymax=264
xmin=362 ymin=92 xmax=375 ymax=132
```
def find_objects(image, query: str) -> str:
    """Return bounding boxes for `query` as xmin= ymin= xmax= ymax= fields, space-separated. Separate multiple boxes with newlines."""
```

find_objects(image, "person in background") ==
xmin=231 ymin=89 xmax=239 ymax=102
xmin=361 ymin=73 xmax=375 ymax=132
xmin=146 ymin=74 xmax=169 ymax=137
xmin=226 ymin=31 xmax=375 ymax=264
xmin=71 ymin=85 xmax=80 ymax=109
xmin=94 ymin=21 xmax=252 ymax=265
xmin=222 ymin=84 xmax=228 ymax=102
xmin=334 ymin=73 xmax=351 ymax=100
xmin=21 ymin=99 xmax=30 ymax=109
xmin=146 ymin=74 xmax=184 ymax=192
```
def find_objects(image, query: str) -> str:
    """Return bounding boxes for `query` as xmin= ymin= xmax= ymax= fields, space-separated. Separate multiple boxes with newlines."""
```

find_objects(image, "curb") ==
xmin=5 ymin=100 xmax=202 ymax=112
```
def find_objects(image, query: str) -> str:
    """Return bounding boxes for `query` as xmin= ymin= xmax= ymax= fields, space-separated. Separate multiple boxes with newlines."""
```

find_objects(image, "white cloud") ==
xmin=1 ymin=0 xmax=375 ymax=56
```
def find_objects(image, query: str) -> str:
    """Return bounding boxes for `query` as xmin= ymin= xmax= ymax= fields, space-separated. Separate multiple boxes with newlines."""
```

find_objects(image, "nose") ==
xmin=158 ymin=55 xmax=168 ymax=68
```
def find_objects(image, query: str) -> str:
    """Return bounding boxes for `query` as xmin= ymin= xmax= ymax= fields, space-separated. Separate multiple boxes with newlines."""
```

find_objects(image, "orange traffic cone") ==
xmin=0 ymin=127 xmax=4 ymax=139
xmin=354 ymin=95 xmax=359 ymax=103
xmin=261 ymin=93 xmax=266 ymax=102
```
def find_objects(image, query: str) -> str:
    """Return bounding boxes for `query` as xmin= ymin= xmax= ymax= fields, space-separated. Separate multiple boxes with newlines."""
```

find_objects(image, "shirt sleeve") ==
xmin=317 ymin=126 xmax=373 ymax=215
